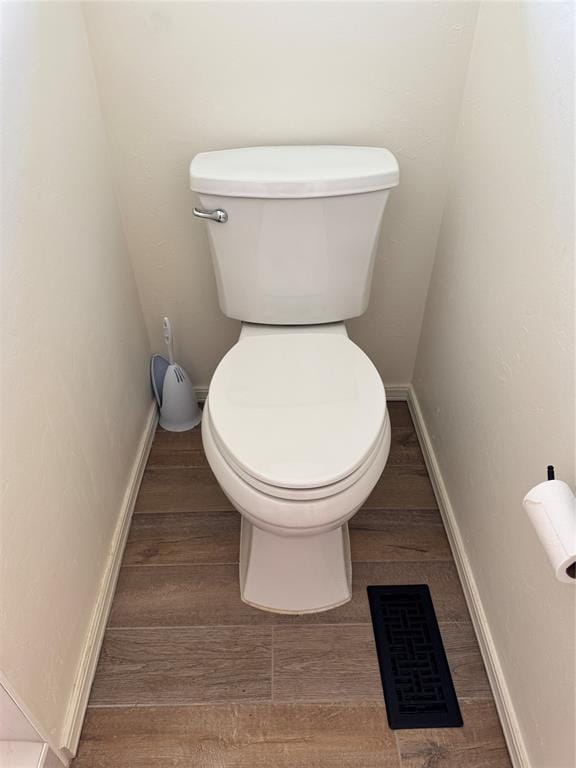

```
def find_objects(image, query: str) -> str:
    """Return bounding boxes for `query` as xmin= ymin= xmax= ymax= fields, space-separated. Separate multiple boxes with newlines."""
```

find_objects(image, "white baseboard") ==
xmin=382 ymin=384 xmax=410 ymax=401
xmin=59 ymin=402 xmax=158 ymax=760
xmin=406 ymin=384 xmax=530 ymax=768
xmin=195 ymin=385 xmax=209 ymax=402
xmin=195 ymin=384 xmax=410 ymax=403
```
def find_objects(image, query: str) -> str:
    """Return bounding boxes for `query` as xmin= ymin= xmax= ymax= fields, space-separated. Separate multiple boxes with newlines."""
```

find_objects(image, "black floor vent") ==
xmin=367 ymin=585 xmax=463 ymax=730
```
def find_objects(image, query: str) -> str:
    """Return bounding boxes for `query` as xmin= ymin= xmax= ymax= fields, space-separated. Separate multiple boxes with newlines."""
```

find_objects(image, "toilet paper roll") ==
xmin=523 ymin=479 xmax=576 ymax=584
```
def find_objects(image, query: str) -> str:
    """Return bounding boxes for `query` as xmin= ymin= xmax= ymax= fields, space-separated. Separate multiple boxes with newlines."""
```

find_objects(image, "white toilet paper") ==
xmin=523 ymin=480 xmax=576 ymax=584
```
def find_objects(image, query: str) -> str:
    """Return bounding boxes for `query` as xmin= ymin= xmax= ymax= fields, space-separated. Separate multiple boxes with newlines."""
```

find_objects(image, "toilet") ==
xmin=190 ymin=145 xmax=399 ymax=613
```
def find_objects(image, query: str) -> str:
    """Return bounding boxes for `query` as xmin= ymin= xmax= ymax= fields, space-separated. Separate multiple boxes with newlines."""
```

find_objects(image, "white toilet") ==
xmin=190 ymin=146 xmax=399 ymax=614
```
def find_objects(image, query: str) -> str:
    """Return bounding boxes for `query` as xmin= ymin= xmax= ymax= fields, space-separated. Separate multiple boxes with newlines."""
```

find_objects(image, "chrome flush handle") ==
xmin=193 ymin=207 xmax=228 ymax=223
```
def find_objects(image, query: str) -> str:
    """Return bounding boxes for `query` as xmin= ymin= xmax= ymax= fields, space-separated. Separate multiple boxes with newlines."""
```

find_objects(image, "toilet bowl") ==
xmin=189 ymin=145 xmax=399 ymax=612
xmin=201 ymin=324 xmax=390 ymax=613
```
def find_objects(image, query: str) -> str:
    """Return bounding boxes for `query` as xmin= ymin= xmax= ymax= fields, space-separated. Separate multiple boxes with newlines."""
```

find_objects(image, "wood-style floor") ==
xmin=72 ymin=403 xmax=512 ymax=767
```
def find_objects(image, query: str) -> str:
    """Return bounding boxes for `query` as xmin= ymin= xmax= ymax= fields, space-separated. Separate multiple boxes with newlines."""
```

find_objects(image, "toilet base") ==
xmin=239 ymin=517 xmax=352 ymax=614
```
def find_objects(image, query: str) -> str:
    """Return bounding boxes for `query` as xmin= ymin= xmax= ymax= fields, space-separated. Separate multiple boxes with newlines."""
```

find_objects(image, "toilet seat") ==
xmin=208 ymin=332 xmax=387 ymax=493
xmin=202 ymin=399 xmax=391 ymax=534
xmin=210 ymin=417 xmax=389 ymax=502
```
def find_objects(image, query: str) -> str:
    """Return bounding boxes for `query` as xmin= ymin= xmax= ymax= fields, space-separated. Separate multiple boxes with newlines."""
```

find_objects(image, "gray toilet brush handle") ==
xmin=163 ymin=316 xmax=175 ymax=364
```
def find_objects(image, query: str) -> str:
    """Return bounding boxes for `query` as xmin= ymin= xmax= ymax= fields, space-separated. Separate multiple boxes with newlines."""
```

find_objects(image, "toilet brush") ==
xmin=150 ymin=317 xmax=201 ymax=432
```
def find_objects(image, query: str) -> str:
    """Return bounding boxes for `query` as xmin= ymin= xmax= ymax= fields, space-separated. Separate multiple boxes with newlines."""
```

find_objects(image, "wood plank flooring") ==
xmin=72 ymin=402 xmax=512 ymax=768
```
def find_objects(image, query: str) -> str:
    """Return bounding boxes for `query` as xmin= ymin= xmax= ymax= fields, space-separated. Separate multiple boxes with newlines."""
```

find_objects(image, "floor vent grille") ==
xmin=367 ymin=584 xmax=463 ymax=729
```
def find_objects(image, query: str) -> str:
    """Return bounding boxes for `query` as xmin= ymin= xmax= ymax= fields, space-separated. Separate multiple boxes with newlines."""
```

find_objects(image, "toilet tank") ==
xmin=190 ymin=146 xmax=399 ymax=325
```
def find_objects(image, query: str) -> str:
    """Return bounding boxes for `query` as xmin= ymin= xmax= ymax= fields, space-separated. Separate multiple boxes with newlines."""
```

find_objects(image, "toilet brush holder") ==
xmin=150 ymin=317 xmax=202 ymax=432
xmin=158 ymin=362 xmax=201 ymax=431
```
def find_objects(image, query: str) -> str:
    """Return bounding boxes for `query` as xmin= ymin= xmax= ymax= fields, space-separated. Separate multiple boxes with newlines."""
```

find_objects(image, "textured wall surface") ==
xmin=413 ymin=2 xmax=575 ymax=766
xmin=3 ymin=3 xmax=573 ymax=763
xmin=0 ymin=2 xmax=152 ymax=746
xmin=83 ymin=0 xmax=479 ymax=386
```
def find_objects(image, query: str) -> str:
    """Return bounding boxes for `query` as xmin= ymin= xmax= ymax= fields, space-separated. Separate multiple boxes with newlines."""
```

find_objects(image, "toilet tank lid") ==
xmin=189 ymin=145 xmax=399 ymax=198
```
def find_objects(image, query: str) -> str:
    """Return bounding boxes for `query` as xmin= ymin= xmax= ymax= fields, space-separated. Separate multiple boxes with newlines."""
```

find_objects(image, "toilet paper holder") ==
xmin=523 ymin=466 xmax=576 ymax=584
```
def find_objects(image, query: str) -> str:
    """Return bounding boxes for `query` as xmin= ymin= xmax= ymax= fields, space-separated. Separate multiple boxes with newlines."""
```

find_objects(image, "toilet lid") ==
xmin=208 ymin=333 xmax=386 ymax=490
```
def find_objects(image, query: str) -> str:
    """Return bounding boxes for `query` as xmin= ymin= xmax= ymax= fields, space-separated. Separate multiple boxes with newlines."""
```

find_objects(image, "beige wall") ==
xmin=413 ymin=2 xmax=575 ymax=766
xmin=83 ymin=0 xmax=479 ymax=387
xmin=0 ymin=1 xmax=151 ymax=749
xmin=2 ymin=2 xmax=573 ymax=763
